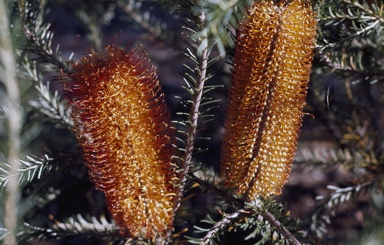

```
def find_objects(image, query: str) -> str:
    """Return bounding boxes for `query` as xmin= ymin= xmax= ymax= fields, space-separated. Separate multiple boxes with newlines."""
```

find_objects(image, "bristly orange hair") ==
xmin=64 ymin=45 xmax=178 ymax=239
xmin=220 ymin=0 xmax=317 ymax=200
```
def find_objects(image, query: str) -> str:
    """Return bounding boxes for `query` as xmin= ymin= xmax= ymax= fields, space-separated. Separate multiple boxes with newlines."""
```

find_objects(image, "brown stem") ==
xmin=173 ymin=12 xmax=209 ymax=215
xmin=254 ymin=200 xmax=302 ymax=245
xmin=200 ymin=209 xmax=247 ymax=245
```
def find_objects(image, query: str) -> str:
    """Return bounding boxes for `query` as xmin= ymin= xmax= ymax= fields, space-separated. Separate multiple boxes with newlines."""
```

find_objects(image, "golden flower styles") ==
xmin=65 ymin=45 xmax=178 ymax=239
xmin=220 ymin=0 xmax=317 ymax=199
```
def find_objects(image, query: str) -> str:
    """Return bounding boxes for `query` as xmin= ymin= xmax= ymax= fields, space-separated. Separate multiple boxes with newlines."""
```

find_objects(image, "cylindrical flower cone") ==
xmin=221 ymin=0 xmax=317 ymax=200
xmin=64 ymin=45 xmax=178 ymax=239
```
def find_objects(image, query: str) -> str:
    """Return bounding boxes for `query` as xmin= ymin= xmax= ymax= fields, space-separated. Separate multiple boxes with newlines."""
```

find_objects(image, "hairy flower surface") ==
xmin=221 ymin=0 xmax=317 ymax=199
xmin=65 ymin=45 xmax=178 ymax=238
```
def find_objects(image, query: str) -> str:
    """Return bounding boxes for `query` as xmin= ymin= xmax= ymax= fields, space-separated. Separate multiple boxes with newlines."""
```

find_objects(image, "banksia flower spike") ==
xmin=221 ymin=0 xmax=317 ymax=200
xmin=64 ymin=45 xmax=178 ymax=239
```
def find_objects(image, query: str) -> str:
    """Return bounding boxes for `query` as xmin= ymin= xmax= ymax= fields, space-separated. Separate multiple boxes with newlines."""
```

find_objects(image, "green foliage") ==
xmin=117 ymin=0 xmax=177 ymax=44
xmin=1 ymin=0 xmax=384 ymax=244
xmin=308 ymin=183 xmax=373 ymax=240
xmin=192 ymin=0 xmax=252 ymax=56
xmin=0 ymin=153 xmax=81 ymax=191
xmin=316 ymin=0 xmax=384 ymax=79
xmin=20 ymin=215 xmax=121 ymax=244
xmin=30 ymin=81 xmax=73 ymax=127
xmin=18 ymin=0 xmax=71 ymax=74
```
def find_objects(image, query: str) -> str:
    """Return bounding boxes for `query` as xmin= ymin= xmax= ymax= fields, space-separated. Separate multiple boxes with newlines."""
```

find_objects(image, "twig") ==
xmin=200 ymin=200 xmax=303 ymax=245
xmin=190 ymin=173 xmax=243 ymax=208
xmin=174 ymin=12 xmax=209 ymax=215
xmin=254 ymin=201 xmax=302 ymax=245
xmin=340 ymin=0 xmax=384 ymax=21
xmin=167 ymin=11 xmax=210 ymax=245
xmin=17 ymin=0 xmax=71 ymax=75
xmin=200 ymin=209 xmax=246 ymax=245
xmin=117 ymin=0 xmax=172 ymax=42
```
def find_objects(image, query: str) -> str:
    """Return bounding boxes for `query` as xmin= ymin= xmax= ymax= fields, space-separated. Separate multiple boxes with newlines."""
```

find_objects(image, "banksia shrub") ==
xmin=7 ymin=0 xmax=384 ymax=244
xmin=64 ymin=45 xmax=178 ymax=239
xmin=221 ymin=0 xmax=317 ymax=199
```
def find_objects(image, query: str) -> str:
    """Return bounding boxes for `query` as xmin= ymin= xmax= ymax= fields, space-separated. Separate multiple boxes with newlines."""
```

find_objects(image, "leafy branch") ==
xmin=30 ymin=81 xmax=73 ymax=127
xmin=174 ymin=4 xmax=214 ymax=215
xmin=118 ymin=0 xmax=176 ymax=43
xmin=294 ymin=146 xmax=379 ymax=169
xmin=316 ymin=0 xmax=384 ymax=80
xmin=17 ymin=0 xmax=71 ymax=74
xmin=193 ymin=0 xmax=250 ymax=56
xmin=189 ymin=199 xmax=304 ymax=245
xmin=0 ymin=154 xmax=50 ymax=190
xmin=73 ymin=1 xmax=116 ymax=51
xmin=191 ymin=210 xmax=247 ymax=245
xmin=248 ymin=200 xmax=303 ymax=245
xmin=0 ymin=153 xmax=81 ymax=191
xmin=308 ymin=181 xmax=374 ymax=240
xmin=317 ymin=0 xmax=384 ymax=51
xmin=19 ymin=215 xmax=122 ymax=243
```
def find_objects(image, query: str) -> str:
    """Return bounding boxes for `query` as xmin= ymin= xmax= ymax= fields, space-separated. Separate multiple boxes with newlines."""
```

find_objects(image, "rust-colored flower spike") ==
xmin=64 ymin=45 xmax=178 ymax=239
xmin=220 ymin=0 xmax=317 ymax=200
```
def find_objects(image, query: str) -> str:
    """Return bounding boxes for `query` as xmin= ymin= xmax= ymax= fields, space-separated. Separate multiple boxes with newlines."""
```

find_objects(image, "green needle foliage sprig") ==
xmin=1 ymin=0 xmax=384 ymax=244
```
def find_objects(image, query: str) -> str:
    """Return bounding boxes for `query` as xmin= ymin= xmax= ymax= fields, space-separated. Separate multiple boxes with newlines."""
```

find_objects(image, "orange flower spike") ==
xmin=221 ymin=0 xmax=317 ymax=200
xmin=65 ymin=45 xmax=178 ymax=239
